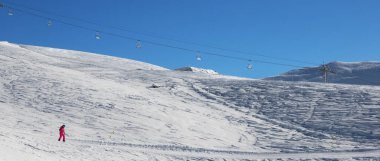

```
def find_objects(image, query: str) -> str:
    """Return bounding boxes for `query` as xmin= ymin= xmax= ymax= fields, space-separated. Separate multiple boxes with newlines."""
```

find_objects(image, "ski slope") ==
xmin=0 ymin=41 xmax=379 ymax=161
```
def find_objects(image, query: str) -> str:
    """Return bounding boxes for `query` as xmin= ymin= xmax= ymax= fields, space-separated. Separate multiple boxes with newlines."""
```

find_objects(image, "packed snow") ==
xmin=265 ymin=61 xmax=380 ymax=86
xmin=0 ymin=41 xmax=379 ymax=161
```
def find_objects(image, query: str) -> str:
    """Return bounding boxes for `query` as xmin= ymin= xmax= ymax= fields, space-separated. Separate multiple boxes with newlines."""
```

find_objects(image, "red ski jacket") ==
xmin=59 ymin=126 xmax=65 ymax=135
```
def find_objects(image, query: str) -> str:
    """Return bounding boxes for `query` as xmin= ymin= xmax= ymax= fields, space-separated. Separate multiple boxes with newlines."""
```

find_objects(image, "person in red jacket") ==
xmin=58 ymin=125 xmax=65 ymax=142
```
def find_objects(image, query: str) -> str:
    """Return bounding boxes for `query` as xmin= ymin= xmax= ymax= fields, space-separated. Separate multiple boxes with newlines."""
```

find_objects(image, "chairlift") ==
xmin=247 ymin=60 xmax=253 ymax=70
xmin=47 ymin=19 xmax=52 ymax=27
xmin=8 ymin=9 xmax=13 ymax=16
xmin=0 ymin=2 xmax=4 ymax=8
xmin=95 ymin=32 xmax=101 ymax=40
xmin=196 ymin=54 xmax=202 ymax=61
xmin=247 ymin=63 xmax=253 ymax=70
xmin=136 ymin=40 xmax=142 ymax=48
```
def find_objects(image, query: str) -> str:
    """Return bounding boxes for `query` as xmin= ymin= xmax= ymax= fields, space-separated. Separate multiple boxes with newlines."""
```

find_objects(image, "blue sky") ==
xmin=1 ymin=0 xmax=380 ymax=78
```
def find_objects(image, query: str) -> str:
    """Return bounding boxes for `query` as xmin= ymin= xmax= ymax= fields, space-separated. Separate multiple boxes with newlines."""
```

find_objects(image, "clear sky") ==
xmin=1 ymin=0 xmax=380 ymax=78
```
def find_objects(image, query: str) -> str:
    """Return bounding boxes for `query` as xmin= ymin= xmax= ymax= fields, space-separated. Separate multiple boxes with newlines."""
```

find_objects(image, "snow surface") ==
xmin=265 ymin=61 xmax=380 ymax=86
xmin=0 ymin=41 xmax=380 ymax=160
xmin=175 ymin=66 xmax=219 ymax=75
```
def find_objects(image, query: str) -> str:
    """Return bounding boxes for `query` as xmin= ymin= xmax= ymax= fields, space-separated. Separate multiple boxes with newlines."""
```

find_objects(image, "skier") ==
xmin=58 ymin=125 xmax=65 ymax=142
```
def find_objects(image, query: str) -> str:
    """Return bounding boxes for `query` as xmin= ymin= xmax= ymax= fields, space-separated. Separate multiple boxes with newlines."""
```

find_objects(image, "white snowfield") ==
xmin=0 ymin=41 xmax=379 ymax=161
xmin=265 ymin=61 xmax=380 ymax=86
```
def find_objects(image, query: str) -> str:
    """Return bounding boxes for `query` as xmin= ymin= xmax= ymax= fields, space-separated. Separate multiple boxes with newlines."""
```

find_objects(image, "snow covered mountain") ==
xmin=175 ymin=66 xmax=218 ymax=75
xmin=0 ymin=41 xmax=380 ymax=161
xmin=265 ymin=61 xmax=380 ymax=86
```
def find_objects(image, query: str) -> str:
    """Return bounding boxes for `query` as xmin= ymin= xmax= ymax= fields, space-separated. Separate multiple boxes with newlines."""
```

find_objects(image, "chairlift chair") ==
xmin=247 ymin=60 xmax=253 ymax=70
xmin=136 ymin=40 xmax=142 ymax=48
xmin=247 ymin=63 xmax=253 ymax=70
xmin=47 ymin=19 xmax=52 ymax=27
xmin=196 ymin=55 xmax=202 ymax=61
xmin=95 ymin=32 xmax=101 ymax=40
xmin=8 ymin=9 xmax=13 ymax=16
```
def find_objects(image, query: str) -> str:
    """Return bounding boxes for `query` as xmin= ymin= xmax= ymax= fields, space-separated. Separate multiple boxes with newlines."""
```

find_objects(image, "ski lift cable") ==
xmin=2 ymin=0 xmax=319 ymax=66
xmin=10 ymin=3 xmax=378 ymax=82
xmin=6 ymin=4 xmax=305 ymax=68
xmin=5 ymin=4 xmax=305 ymax=68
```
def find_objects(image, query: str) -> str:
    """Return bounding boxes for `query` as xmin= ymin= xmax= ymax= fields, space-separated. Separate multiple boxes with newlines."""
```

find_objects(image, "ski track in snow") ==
xmin=71 ymin=139 xmax=380 ymax=160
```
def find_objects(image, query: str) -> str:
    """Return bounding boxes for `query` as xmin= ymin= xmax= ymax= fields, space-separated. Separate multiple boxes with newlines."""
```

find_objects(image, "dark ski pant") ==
xmin=58 ymin=133 xmax=65 ymax=142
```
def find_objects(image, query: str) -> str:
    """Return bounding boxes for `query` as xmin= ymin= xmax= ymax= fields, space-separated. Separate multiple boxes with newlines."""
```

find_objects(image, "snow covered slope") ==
xmin=265 ymin=61 xmax=380 ymax=86
xmin=175 ymin=66 xmax=219 ymax=75
xmin=0 ymin=41 xmax=380 ymax=161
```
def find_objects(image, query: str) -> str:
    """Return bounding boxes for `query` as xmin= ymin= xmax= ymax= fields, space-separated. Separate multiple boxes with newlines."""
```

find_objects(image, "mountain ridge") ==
xmin=265 ymin=61 xmax=380 ymax=86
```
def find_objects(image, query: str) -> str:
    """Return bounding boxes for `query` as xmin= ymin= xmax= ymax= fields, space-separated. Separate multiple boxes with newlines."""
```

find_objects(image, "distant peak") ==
xmin=175 ymin=66 xmax=218 ymax=75
xmin=264 ymin=61 xmax=380 ymax=86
